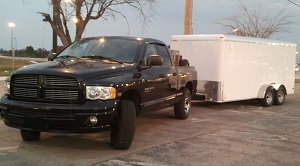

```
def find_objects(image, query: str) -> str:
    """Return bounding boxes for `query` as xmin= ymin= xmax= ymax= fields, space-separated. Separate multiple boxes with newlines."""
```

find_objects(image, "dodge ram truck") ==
xmin=0 ymin=36 xmax=197 ymax=150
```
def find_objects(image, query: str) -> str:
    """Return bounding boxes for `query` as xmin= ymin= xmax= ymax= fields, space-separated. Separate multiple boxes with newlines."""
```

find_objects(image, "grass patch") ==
xmin=0 ymin=57 xmax=45 ymax=76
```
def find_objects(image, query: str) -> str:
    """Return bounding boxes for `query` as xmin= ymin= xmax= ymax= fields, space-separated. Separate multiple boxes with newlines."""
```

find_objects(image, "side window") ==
xmin=143 ymin=44 xmax=158 ymax=65
xmin=157 ymin=44 xmax=171 ymax=66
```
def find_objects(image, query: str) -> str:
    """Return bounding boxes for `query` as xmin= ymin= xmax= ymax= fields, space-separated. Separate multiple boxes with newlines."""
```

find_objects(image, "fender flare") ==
xmin=257 ymin=83 xmax=286 ymax=99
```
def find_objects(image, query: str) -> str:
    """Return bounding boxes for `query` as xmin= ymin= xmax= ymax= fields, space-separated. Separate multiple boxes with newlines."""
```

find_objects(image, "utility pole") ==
xmin=184 ymin=0 xmax=193 ymax=35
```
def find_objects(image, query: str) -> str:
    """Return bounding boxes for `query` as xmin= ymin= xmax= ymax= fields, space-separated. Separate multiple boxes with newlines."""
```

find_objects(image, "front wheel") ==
xmin=274 ymin=86 xmax=285 ymax=105
xmin=20 ymin=129 xmax=41 ymax=141
xmin=174 ymin=88 xmax=191 ymax=119
xmin=110 ymin=100 xmax=136 ymax=150
xmin=260 ymin=86 xmax=274 ymax=107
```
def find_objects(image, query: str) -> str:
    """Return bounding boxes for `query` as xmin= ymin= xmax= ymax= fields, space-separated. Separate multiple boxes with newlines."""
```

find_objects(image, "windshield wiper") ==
xmin=81 ymin=55 xmax=123 ymax=64
xmin=55 ymin=55 xmax=79 ymax=59
xmin=81 ymin=55 xmax=107 ymax=59
xmin=106 ymin=58 xmax=124 ymax=64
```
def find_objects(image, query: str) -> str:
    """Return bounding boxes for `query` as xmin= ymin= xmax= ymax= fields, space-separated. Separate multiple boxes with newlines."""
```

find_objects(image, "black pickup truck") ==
xmin=0 ymin=36 xmax=197 ymax=149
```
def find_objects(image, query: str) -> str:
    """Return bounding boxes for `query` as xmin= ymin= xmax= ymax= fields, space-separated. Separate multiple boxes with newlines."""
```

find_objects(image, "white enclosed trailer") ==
xmin=170 ymin=34 xmax=297 ymax=106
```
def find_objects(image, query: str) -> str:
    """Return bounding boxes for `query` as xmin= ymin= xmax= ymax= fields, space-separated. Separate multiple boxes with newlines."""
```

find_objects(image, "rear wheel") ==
xmin=274 ymin=86 xmax=285 ymax=105
xmin=174 ymin=88 xmax=191 ymax=119
xmin=110 ymin=100 xmax=136 ymax=150
xmin=20 ymin=129 xmax=41 ymax=141
xmin=260 ymin=86 xmax=274 ymax=107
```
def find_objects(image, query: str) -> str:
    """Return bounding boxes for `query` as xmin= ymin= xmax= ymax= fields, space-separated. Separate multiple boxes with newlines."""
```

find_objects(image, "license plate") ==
xmin=24 ymin=117 xmax=47 ymax=130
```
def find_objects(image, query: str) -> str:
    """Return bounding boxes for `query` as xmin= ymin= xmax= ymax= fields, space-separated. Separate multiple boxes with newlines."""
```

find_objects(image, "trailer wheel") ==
xmin=274 ymin=86 xmax=285 ymax=105
xmin=260 ymin=87 xmax=274 ymax=107
xmin=110 ymin=100 xmax=136 ymax=150
xmin=174 ymin=88 xmax=191 ymax=119
xmin=20 ymin=129 xmax=41 ymax=141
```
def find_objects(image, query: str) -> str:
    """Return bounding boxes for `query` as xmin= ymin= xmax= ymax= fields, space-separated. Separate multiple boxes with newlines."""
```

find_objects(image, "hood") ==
xmin=13 ymin=59 xmax=135 ymax=80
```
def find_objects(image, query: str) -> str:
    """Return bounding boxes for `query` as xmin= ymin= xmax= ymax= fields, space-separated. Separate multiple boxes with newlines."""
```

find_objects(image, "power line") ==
xmin=288 ymin=0 xmax=300 ymax=8
xmin=293 ymin=0 xmax=300 ymax=3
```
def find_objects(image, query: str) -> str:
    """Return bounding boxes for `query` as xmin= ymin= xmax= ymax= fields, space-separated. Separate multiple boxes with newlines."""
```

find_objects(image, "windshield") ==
xmin=55 ymin=38 xmax=139 ymax=63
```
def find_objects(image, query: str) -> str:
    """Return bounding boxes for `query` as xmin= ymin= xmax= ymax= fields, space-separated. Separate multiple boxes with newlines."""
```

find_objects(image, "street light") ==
xmin=73 ymin=17 xmax=78 ymax=24
xmin=8 ymin=22 xmax=15 ymax=72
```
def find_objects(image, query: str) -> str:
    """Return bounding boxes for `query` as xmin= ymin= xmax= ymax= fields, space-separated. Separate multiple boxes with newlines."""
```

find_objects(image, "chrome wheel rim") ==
xmin=184 ymin=93 xmax=191 ymax=113
xmin=266 ymin=91 xmax=273 ymax=104
xmin=277 ymin=89 xmax=285 ymax=103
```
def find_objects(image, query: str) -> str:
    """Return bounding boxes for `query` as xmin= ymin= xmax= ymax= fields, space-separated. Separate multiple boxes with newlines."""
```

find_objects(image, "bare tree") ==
xmin=39 ymin=0 xmax=157 ymax=47
xmin=214 ymin=1 xmax=294 ymax=38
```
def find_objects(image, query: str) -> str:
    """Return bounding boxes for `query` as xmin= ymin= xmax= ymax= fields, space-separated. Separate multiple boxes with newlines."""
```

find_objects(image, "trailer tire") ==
xmin=174 ymin=88 xmax=191 ymax=119
xmin=110 ymin=100 xmax=136 ymax=150
xmin=274 ymin=86 xmax=285 ymax=105
xmin=20 ymin=129 xmax=41 ymax=141
xmin=260 ymin=87 xmax=274 ymax=107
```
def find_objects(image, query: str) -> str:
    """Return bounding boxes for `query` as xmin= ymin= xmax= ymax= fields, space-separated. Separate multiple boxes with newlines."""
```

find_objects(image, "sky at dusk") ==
xmin=1 ymin=0 xmax=300 ymax=62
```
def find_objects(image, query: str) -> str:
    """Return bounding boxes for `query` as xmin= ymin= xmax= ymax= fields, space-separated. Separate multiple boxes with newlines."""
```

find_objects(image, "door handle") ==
xmin=159 ymin=74 xmax=165 ymax=78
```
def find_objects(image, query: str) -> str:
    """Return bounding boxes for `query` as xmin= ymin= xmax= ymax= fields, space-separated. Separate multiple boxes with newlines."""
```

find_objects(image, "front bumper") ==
xmin=0 ymin=95 xmax=119 ymax=133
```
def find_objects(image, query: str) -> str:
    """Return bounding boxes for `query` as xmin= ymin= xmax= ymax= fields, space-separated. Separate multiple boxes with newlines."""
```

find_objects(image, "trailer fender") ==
xmin=257 ymin=84 xmax=285 ymax=99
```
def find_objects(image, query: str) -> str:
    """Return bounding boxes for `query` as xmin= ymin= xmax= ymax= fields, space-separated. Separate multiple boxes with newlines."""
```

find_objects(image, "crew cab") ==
xmin=0 ymin=36 xmax=197 ymax=150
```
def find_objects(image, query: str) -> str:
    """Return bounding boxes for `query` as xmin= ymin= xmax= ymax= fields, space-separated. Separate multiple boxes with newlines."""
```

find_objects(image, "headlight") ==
xmin=4 ymin=80 xmax=10 ymax=95
xmin=86 ymin=86 xmax=116 ymax=100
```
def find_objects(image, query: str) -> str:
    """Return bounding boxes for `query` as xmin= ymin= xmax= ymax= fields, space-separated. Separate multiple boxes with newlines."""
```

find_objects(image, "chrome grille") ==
xmin=13 ymin=75 xmax=38 ymax=85
xmin=46 ymin=75 xmax=78 ymax=86
xmin=45 ymin=89 xmax=78 ymax=100
xmin=11 ymin=75 xmax=79 ymax=103
xmin=13 ymin=87 xmax=38 ymax=99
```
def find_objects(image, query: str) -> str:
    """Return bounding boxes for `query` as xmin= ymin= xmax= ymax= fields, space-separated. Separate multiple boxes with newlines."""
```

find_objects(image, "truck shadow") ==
xmin=192 ymin=99 xmax=262 ymax=108
xmin=19 ymin=132 xmax=112 ymax=150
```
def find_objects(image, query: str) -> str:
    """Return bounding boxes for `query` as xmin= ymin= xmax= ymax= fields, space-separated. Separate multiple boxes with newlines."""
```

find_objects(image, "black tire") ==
xmin=274 ymin=86 xmax=286 ymax=105
xmin=260 ymin=86 xmax=274 ymax=107
xmin=110 ymin=100 xmax=136 ymax=150
xmin=174 ymin=88 xmax=191 ymax=119
xmin=20 ymin=129 xmax=41 ymax=141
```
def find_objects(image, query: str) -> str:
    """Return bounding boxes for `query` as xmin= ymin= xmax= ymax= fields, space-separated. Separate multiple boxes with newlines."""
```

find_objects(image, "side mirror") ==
xmin=147 ymin=55 xmax=163 ymax=66
xmin=48 ymin=52 xmax=56 ymax=61
xmin=179 ymin=59 xmax=189 ymax=66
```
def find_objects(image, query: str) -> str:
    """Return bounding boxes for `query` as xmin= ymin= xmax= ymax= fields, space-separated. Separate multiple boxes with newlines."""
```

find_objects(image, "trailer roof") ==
xmin=171 ymin=34 xmax=297 ymax=47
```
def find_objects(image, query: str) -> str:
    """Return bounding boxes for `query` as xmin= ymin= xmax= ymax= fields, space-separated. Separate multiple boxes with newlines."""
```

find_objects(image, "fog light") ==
xmin=86 ymin=116 xmax=98 ymax=126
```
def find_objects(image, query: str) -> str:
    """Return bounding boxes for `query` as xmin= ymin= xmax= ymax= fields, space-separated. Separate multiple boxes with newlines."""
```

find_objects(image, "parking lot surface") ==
xmin=0 ymin=80 xmax=300 ymax=165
